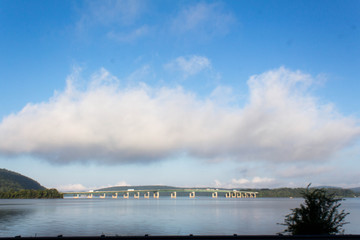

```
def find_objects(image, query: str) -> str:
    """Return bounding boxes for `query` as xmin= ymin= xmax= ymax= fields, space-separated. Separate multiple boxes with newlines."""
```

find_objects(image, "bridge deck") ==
xmin=62 ymin=189 xmax=258 ymax=195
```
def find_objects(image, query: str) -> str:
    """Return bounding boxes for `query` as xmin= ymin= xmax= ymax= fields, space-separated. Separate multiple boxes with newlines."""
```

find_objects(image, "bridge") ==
xmin=62 ymin=188 xmax=258 ymax=199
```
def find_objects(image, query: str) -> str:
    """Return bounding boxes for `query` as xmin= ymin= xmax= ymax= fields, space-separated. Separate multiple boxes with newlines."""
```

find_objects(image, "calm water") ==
xmin=0 ymin=197 xmax=359 ymax=237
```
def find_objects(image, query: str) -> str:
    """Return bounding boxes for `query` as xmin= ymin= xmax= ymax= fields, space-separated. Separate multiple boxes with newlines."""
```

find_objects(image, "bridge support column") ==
xmin=171 ymin=192 xmax=177 ymax=198
xmin=232 ymin=192 xmax=237 ymax=198
xmin=123 ymin=192 xmax=129 ymax=199
xmin=112 ymin=193 xmax=118 ymax=198
xmin=153 ymin=192 xmax=159 ymax=199
xmin=134 ymin=192 xmax=140 ymax=199
xmin=73 ymin=194 xmax=79 ymax=199
xmin=212 ymin=192 xmax=218 ymax=198
xmin=225 ymin=192 xmax=231 ymax=198
xmin=144 ymin=192 xmax=150 ymax=199
xmin=189 ymin=191 xmax=195 ymax=198
xmin=87 ymin=194 xmax=93 ymax=199
xmin=236 ymin=192 xmax=241 ymax=198
xmin=100 ymin=193 xmax=106 ymax=199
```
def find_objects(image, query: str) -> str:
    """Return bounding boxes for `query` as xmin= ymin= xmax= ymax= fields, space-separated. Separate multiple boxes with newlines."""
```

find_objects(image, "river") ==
xmin=0 ymin=197 xmax=359 ymax=237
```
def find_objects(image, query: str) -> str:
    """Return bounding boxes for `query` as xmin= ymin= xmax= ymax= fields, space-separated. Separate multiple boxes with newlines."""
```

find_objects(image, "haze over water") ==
xmin=0 ymin=198 xmax=359 ymax=237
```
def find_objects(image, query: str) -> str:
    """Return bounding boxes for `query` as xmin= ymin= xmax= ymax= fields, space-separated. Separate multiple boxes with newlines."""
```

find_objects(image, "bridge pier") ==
xmin=73 ymin=194 xmax=79 ymax=199
xmin=153 ymin=192 xmax=159 ymax=199
xmin=189 ymin=191 xmax=195 ymax=198
xmin=123 ymin=192 xmax=129 ymax=199
xmin=112 ymin=193 xmax=118 ymax=198
xmin=100 ymin=193 xmax=106 ymax=199
xmin=144 ymin=192 xmax=150 ymax=199
xmin=171 ymin=192 xmax=177 ymax=198
xmin=225 ymin=192 xmax=230 ymax=198
xmin=212 ymin=192 xmax=218 ymax=198
xmin=87 ymin=194 xmax=93 ymax=199
xmin=134 ymin=192 xmax=140 ymax=199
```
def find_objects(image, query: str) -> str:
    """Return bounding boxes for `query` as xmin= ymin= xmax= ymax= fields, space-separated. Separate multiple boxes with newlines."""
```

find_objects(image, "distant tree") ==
xmin=281 ymin=184 xmax=349 ymax=235
xmin=0 ymin=188 xmax=63 ymax=199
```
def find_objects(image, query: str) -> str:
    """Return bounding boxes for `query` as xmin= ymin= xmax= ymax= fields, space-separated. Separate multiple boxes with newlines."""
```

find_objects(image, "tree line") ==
xmin=252 ymin=187 xmax=358 ymax=198
xmin=0 ymin=188 xmax=63 ymax=199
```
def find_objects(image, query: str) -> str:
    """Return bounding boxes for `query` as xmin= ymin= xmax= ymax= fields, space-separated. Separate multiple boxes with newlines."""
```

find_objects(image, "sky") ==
xmin=0 ymin=0 xmax=359 ymax=191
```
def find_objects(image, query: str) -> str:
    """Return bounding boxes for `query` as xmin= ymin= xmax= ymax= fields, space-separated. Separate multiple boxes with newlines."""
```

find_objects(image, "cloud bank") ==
xmin=0 ymin=67 xmax=359 ymax=164
xmin=214 ymin=177 xmax=276 ymax=189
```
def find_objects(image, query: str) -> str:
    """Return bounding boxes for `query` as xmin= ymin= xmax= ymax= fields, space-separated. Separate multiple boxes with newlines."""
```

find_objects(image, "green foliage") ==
xmin=0 ymin=188 xmax=63 ymax=199
xmin=0 ymin=168 xmax=45 ymax=192
xmin=257 ymin=188 xmax=305 ymax=198
xmin=0 ymin=169 xmax=62 ymax=199
xmin=256 ymin=187 xmax=357 ymax=198
xmin=281 ymin=185 xmax=349 ymax=235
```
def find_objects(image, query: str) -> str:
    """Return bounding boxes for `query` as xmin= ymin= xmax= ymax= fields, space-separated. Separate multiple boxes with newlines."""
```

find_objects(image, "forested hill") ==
xmin=0 ymin=168 xmax=45 ymax=192
xmin=255 ymin=187 xmax=358 ymax=198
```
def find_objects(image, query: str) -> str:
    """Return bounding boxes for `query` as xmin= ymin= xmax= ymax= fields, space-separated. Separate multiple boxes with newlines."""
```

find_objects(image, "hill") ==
xmin=0 ymin=168 xmax=45 ymax=192
xmin=255 ymin=187 xmax=358 ymax=198
xmin=350 ymin=187 xmax=360 ymax=193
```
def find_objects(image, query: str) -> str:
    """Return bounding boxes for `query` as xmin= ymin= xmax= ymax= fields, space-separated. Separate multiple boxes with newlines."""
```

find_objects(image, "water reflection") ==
xmin=0 ymin=198 xmax=358 ymax=237
xmin=0 ymin=207 xmax=33 ymax=232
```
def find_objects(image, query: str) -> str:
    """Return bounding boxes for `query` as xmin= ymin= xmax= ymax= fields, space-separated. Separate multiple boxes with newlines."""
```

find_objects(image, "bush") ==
xmin=281 ymin=185 xmax=349 ymax=235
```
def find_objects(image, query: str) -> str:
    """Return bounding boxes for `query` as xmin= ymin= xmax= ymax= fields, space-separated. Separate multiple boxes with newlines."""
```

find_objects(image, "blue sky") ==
xmin=0 ymin=0 xmax=359 ymax=191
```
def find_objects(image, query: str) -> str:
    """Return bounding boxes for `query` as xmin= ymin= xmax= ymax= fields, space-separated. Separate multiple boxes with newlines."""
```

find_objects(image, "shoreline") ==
xmin=1 ymin=235 xmax=360 ymax=240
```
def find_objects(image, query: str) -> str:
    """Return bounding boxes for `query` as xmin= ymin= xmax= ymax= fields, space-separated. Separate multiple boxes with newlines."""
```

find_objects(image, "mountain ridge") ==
xmin=0 ymin=168 xmax=45 ymax=192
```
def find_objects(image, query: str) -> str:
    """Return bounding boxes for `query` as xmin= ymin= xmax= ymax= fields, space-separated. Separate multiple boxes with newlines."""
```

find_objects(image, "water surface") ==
xmin=0 ymin=197 xmax=358 ymax=237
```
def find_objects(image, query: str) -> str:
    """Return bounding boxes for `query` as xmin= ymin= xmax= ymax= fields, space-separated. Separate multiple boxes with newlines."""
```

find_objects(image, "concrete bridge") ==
xmin=63 ymin=189 xmax=258 ymax=199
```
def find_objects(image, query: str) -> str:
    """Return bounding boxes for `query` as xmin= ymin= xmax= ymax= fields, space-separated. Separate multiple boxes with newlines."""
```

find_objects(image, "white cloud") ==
xmin=231 ymin=177 xmax=275 ymax=188
xmin=0 ymin=67 xmax=359 ymax=165
xmin=252 ymin=177 xmax=274 ymax=184
xmin=77 ymin=0 xmax=144 ymax=28
xmin=56 ymin=181 xmax=129 ymax=192
xmin=107 ymin=25 xmax=149 ymax=42
xmin=232 ymin=178 xmax=250 ymax=185
xmin=210 ymin=86 xmax=238 ymax=106
xmin=171 ymin=2 xmax=235 ymax=37
xmin=214 ymin=179 xmax=222 ymax=188
xmin=56 ymin=183 xmax=88 ymax=192
xmin=126 ymin=64 xmax=152 ymax=82
xmin=75 ymin=0 xmax=149 ymax=43
xmin=210 ymin=177 xmax=277 ymax=189
xmin=165 ymin=55 xmax=211 ymax=78
xmin=115 ymin=181 xmax=129 ymax=186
